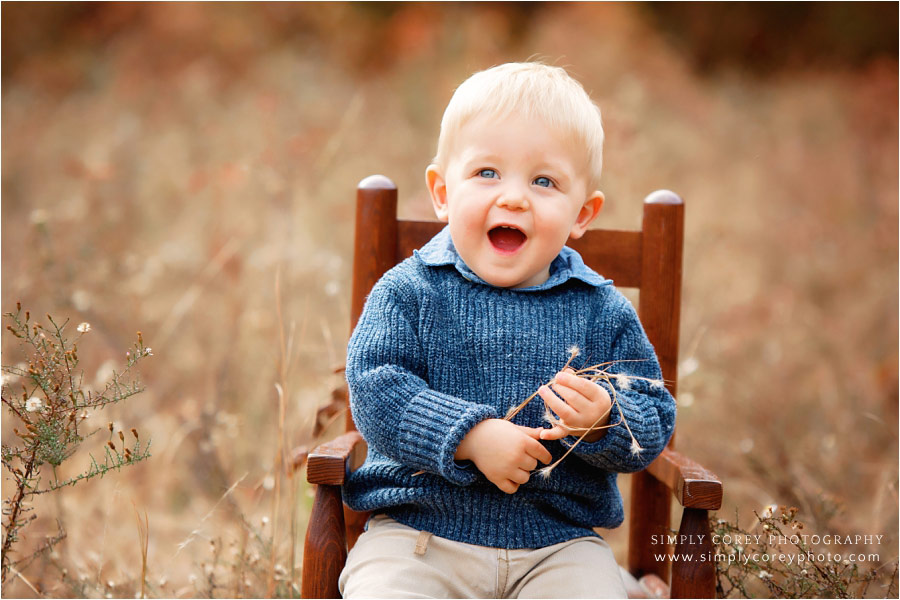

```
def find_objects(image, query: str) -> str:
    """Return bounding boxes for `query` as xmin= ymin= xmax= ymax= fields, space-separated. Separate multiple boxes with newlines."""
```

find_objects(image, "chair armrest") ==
xmin=306 ymin=430 xmax=368 ymax=485
xmin=647 ymin=447 xmax=722 ymax=510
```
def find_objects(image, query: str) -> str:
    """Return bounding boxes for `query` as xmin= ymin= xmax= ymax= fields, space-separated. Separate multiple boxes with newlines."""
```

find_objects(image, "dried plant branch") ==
xmin=1 ymin=306 xmax=151 ymax=584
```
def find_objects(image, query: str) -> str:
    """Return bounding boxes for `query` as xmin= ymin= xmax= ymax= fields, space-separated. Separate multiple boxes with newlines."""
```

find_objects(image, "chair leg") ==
xmin=302 ymin=484 xmax=347 ymax=599
xmin=671 ymin=508 xmax=715 ymax=598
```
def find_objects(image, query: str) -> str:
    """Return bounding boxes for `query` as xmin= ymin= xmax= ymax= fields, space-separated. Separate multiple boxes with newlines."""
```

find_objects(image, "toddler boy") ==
xmin=340 ymin=62 xmax=676 ymax=598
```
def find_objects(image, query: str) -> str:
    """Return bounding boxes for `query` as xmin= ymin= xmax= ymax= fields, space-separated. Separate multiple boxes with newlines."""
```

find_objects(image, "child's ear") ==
xmin=569 ymin=191 xmax=604 ymax=239
xmin=426 ymin=164 xmax=449 ymax=222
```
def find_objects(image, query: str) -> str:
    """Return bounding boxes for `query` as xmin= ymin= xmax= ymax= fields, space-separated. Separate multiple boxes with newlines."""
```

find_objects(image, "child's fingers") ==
xmin=496 ymin=479 xmax=520 ymax=494
xmin=540 ymin=425 xmax=569 ymax=441
xmin=556 ymin=370 xmax=608 ymax=402
xmin=523 ymin=436 xmax=553 ymax=464
xmin=538 ymin=385 xmax=578 ymax=423
xmin=515 ymin=425 xmax=544 ymax=440
xmin=549 ymin=380 xmax=592 ymax=413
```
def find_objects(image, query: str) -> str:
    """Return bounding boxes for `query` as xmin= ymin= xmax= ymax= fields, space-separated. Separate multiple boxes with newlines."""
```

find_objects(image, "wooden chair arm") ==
xmin=646 ymin=447 xmax=722 ymax=510
xmin=306 ymin=430 xmax=368 ymax=485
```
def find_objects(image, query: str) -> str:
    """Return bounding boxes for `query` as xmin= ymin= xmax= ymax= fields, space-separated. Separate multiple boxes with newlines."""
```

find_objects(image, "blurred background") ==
xmin=2 ymin=2 xmax=897 ymax=597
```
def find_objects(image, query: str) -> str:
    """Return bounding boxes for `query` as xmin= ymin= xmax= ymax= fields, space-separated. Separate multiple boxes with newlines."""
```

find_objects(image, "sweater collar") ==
xmin=414 ymin=226 xmax=612 ymax=291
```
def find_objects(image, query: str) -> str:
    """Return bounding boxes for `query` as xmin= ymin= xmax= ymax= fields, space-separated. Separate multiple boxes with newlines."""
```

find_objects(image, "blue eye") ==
xmin=478 ymin=169 xmax=498 ymax=179
xmin=534 ymin=176 xmax=553 ymax=188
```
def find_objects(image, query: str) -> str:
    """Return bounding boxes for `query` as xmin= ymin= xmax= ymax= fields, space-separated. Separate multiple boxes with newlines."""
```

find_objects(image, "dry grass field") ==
xmin=2 ymin=3 xmax=897 ymax=597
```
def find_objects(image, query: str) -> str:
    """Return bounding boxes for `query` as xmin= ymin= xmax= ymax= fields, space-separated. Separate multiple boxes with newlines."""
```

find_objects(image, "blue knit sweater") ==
xmin=344 ymin=227 xmax=676 ymax=549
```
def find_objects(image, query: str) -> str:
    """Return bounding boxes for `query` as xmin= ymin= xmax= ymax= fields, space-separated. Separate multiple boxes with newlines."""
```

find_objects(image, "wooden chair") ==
xmin=300 ymin=175 xmax=722 ymax=599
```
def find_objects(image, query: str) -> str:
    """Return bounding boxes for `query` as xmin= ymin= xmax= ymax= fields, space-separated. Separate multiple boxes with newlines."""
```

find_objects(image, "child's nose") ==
xmin=496 ymin=184 xmax=530 ymax=211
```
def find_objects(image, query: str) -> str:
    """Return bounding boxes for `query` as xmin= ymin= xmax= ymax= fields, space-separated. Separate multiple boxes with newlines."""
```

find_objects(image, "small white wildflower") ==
xmin=262 ymin=475 xmax=275 ymax=491
xmin=758 ymin=570 xmax=772 ymax=581
xmin=735 ymin=545 xmax=743 ymax=553
xmin=261 ymin=516 xmax=270 ymax=526
xmin=616 ymin=374 xmax=632 ymax=390
xmin=762 ymin=504 xmax=778 ymax=518
xmin=630 ymin=438 xmax=643 ymax=455
xmin=143 ymin=347 xmax=153 ymax=356
xmin=25 ymin=397 xmax=43 ymax=412
xmin=76 ymin=322 xmax=91 ymax=333
xmin=842 ymin=559 xmax=850 ymax=566
xmin=800 ymin=569 xmax=807 ymax=576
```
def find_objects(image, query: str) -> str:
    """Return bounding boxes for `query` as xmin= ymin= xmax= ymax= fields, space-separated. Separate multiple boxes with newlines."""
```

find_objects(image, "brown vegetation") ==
xmin=2 ymin=3 xmax=896 ymax=597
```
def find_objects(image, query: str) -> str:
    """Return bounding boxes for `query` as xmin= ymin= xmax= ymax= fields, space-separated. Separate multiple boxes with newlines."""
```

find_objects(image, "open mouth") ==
xmin=488 ymin=225 xmax=527 ymax=254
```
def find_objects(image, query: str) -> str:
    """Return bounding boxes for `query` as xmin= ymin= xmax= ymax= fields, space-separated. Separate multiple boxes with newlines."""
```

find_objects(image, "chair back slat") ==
xmin=397 ymin=222 xmax=643 ymax=289
xmin=397 ymin=220 xmax=444 ymax=261
xmin=569 ymin=230 xmax=643 ymax=289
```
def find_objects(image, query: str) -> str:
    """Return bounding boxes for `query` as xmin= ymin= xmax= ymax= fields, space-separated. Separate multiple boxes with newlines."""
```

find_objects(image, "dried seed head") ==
xmin=108 ymin=422 xmax=114 ymax=433
xmin=118 ymin=431 xmax=125 ymax=443
xmin=131 ymin=428 xmax=139 ymax=439
xmin=16 ymin=302 xmax=21 ymax=312
xmin=567 ymin=345 xmax=580 ymax=358
xmin=630 ymin=438 xmax=643 ymax=456
xmin=107 ymin=441 xmax=116 ymax=451
xmin=137 ymin=331 xmax=143 ymax=345
xmin=537 ymin=465 xmax=555 ymax=479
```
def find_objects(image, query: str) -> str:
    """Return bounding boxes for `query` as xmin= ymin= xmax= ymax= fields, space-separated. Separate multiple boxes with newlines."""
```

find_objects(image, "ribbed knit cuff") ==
xmin=398 ymin=389 xmax=498 ymax=486
xmin=562 ymin=391 xmax=661 ymax=472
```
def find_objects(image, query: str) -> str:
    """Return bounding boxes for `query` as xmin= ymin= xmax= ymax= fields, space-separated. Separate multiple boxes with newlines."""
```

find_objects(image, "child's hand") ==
xmin=538 ymin=369 xmax=612 ymax=443
xmin=455 ymin=419 xmax=552 ymax=494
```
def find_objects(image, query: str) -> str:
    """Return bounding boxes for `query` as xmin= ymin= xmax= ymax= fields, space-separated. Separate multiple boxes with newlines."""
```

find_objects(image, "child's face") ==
xmin=426 ymin=112 xmax=604 ymax=289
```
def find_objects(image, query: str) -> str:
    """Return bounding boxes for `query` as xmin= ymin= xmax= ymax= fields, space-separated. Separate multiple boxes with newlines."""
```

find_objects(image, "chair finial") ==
xmin=359 ymin=174 xmax=397 ymax=190
xmin=644 ymin=190 xmax=683 ymax=205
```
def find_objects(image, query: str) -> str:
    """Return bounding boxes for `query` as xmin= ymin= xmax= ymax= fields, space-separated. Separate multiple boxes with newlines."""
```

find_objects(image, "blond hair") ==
xmin=433 ymin=62 xmax=605 ymax=189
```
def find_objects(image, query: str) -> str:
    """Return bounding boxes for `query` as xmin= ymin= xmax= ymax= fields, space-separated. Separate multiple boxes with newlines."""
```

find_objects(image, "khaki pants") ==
xmin=339 ymin=514 xmax=627 ymax=599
